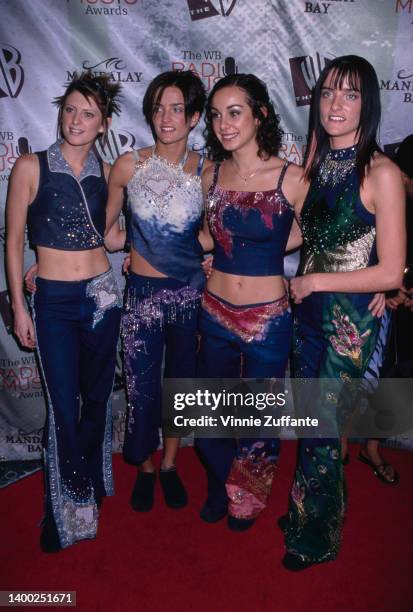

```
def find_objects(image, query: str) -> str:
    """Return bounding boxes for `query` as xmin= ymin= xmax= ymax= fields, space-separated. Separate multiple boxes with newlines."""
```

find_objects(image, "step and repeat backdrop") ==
xmin=1 ymin=0 xmax=412 ymax=460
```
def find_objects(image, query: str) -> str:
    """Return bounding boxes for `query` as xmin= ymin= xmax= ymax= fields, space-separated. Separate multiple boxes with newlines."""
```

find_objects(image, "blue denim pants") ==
xmin=196 ymin=291 xmax=292 ymax=518
xmin=122 ymin=273 xmax=200 ymax=464
xmin=32 ymin=268 xmax=122 ymax=549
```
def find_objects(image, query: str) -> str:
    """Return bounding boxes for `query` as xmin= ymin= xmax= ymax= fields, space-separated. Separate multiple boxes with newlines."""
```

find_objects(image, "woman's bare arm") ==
xmin=105 ymin=152 xmax=135 ymax=233
xmin=198 ymin=163 xmax=215 ymax=253
xmin=6 ymin=155 xmax=38 ymax=347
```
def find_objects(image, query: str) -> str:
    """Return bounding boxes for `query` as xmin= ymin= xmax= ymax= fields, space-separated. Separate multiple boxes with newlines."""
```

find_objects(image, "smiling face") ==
xmin=209 ymin=85 xmax=260 ymax=154
xmin=60 ymin=90 xmax=105 ymax=147
xmin=319 ymin=69 xmax=362 ymax=149
xmin=152 ymin=85 xmax=199 ymax=146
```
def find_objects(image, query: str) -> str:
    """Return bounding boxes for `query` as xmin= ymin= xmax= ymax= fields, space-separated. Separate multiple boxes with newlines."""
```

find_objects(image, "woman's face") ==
xmin=61 ymin=90 xmax=105 ymax=146
xmin=152 ymin=85 xmax=199 ymax=146
xmin=210 ymin=85 xmax=259 ymax=153
xmin=319 ymin=70 xmax=362 ymax=149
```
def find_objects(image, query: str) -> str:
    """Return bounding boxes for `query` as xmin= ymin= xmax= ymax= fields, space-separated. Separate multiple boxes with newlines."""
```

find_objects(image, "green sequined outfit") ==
xmin=284 ymin=146 xmax=380 ymax=564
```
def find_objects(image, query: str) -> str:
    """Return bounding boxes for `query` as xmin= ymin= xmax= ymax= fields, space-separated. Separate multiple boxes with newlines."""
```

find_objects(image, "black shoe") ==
xmin=227 ymin=515 xmax=255 ymax=532
xmin=277 ymin=514 xmax=289 ymax=532
xmin=40 ymin=513 xmax=61 ymax=553
xmin=159 ymin=468 xmax=187 ymax=509
xmin=130 ymin=471 xmax=156 ymax=512
xmin=282 ymin=552 xmax=313 ymax=571
xmin=200 ymin=503 xmax=227 ymax=523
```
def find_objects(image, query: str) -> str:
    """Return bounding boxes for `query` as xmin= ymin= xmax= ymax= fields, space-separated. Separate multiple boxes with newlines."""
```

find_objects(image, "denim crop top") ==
xmin=127 ymin=150 xmax=205 ymax=289
xmin=207 ymin=162 xmax=294 ymax=276
xmin=28 ymin=141 xmax=106 ymax=250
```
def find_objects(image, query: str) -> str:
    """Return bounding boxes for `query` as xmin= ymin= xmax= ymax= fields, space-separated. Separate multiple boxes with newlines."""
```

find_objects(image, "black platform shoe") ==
xmin=159 ymin=468 xmax=187 ymax=509
xmin=130 ymin=471 xmax=156 ymax=512
xmin=282 ymin=552 xmax=314 ymax=571
xmin=227 ymin=515 xmax=255 ymax=532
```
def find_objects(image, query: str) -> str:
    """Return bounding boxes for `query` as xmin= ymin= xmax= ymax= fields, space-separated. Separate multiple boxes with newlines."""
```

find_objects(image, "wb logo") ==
xmin=187 ymin=0 xmax=237 ymax=21
xmin=0 ymin=45 xmax=24 ymax=99
xmin=95 ymin=129 xmax=136 ymax=163
xmin=289 ymin=52 xmax=331 ymax=107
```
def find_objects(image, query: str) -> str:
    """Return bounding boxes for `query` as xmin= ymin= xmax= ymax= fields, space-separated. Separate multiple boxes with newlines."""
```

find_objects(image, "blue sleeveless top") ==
xmin=27 ymin=141 xmax=106 ymax=250
xmin=206 ymin=162 xmax=294 ymax=276
xmin=127 ymin=150 xmax=205 ymax=289
xmin=300 ymin=145 xmax=377 ymax=275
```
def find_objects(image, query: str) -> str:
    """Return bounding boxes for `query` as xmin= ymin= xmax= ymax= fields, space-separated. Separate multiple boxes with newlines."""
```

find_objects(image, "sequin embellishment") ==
xmin=86 ymin=268 xmax=122 ymax=328
xmin=202 ymin=290 xmax=290 ymax=343
xmin=128 ymin=153 xmax=202 ymax=227
xmin=317 ymin=146 xmax=357 ymax=187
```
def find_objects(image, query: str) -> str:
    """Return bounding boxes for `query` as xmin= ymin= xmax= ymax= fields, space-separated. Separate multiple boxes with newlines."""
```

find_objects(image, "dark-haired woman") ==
xmin=196 ymin=74 xmax=307 ymax=531
xmin=105 ymin=71 xmax=210 ymax=512
xmin=6 ymin=72 xmax=124 ymax=552
xmin=282 ymin=55 xmax=405 ymax=570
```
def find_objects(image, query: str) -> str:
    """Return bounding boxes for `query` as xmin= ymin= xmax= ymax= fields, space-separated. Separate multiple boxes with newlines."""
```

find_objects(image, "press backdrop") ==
xmin=1 ymin=0 xmax=412 ymax=459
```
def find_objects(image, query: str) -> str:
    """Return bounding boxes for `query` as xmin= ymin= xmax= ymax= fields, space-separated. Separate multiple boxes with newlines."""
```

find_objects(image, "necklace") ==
xmin=231 ymin=159 xmax=263 ymax=183
xmin=152 ymin=145 xmax=188 ymax=168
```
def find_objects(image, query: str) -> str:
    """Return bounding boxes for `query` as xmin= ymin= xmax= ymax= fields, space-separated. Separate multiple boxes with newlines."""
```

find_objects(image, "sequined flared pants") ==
xmin=122 ymin=273 xmax=200 ymax=465
xmin=196 ymin=291 xmax=292 ymax=519
xmin=284 ymin=291 xmax=379 ymax=563
xmin=32 ymin=268 xmax=122 ymax=549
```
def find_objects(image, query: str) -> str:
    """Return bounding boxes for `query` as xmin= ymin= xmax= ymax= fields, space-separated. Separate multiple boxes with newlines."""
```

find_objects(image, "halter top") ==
xmin=206 ymin=162 xmax=294 ymax=276
xmin=299 ymin=145 xmax=376 ymax=275
xmin=127 ymin=150 xmax=205 ymax=289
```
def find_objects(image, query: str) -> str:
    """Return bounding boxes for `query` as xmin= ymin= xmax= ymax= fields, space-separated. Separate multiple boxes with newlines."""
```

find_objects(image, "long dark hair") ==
xmin=204 ymin=73 xmax=283 ymax=162
xmin=142 ymin=70 xmax=206 ymax=141
xmin=304 ymin=55 xmax=381 ymax=184
xmin=54 ymin=71 xmax=122 ymax=139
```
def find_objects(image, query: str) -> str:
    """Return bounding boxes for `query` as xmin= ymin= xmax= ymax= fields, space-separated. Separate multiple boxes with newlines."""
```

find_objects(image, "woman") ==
xmin=105 ymin=71 xmax=210 ymax=512
xmin=196 ymin=74 xmax=307 ymax=531
xmin=283 ymin=55 xmax=405 ymax=570
xmin=6 ymin=72 xmax=123 ymax=552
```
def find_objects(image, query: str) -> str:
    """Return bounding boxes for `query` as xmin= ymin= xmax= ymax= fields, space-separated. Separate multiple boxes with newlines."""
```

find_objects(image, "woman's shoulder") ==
xmin=278 ymin=158 xmax=308 ymax=210
xmin=283 ymin=159 xmax=305 ymax=182
xmin=107 ymin=150 xmax=138 ymax=188
xmin=11 ymin=153 xmax=39 ymax=181
xmin=136 ymin=146 xmax=153 ymax=162
xmin=368 ymin=151 xmax=403 ymax=186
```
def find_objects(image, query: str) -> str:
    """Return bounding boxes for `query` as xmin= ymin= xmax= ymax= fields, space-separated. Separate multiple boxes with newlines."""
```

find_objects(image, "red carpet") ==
xmin=1 ymin=443 xmax=412 ymax=612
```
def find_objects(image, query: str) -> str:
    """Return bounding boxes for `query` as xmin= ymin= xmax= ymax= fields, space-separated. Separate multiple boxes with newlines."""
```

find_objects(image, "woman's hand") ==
xmin=289 ymin=275 xmax=315 ymax=303
xmin=202 ymin=255 xmax=213 ymax=280
xmin=386 ymin=286 xmax=408 ymax=310
xmin=122 ymin=254 xmax=131 ymax=274
xmin=404 ymin=292 xmax=413 ymax=312
xmin=368 ymin=292 xmax=386 ymax=317
xmin=24 ymin=263 xmax=38 ymax=294
xmin=13 ymin=307 xmax=36 ymax=349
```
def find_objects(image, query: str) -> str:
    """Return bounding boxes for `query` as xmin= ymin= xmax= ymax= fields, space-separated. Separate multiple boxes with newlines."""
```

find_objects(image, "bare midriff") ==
xmin=37 ymin=246 xmax=110 ymax=281
xmin=130 ymin=247 xmax=167 ymax=277
xmin=207 ymin=269 xmax=286 ymax=305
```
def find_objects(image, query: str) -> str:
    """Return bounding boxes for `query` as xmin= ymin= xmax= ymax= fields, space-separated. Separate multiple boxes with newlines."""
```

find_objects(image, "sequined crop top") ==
xmin=207 ymin=162 xmax=294 ymax=276
xmin=127 ymin=150 xmax=205 ymax=289
xmin=28 ymin=141 xmax=106 ymax=250
xmin=299 ymin=145 xmax=376 ymax=275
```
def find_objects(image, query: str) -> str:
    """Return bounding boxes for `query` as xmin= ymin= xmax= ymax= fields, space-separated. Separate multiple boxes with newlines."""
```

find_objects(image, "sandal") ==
xmin=358 ymin=451 xmax=399 ymax=485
